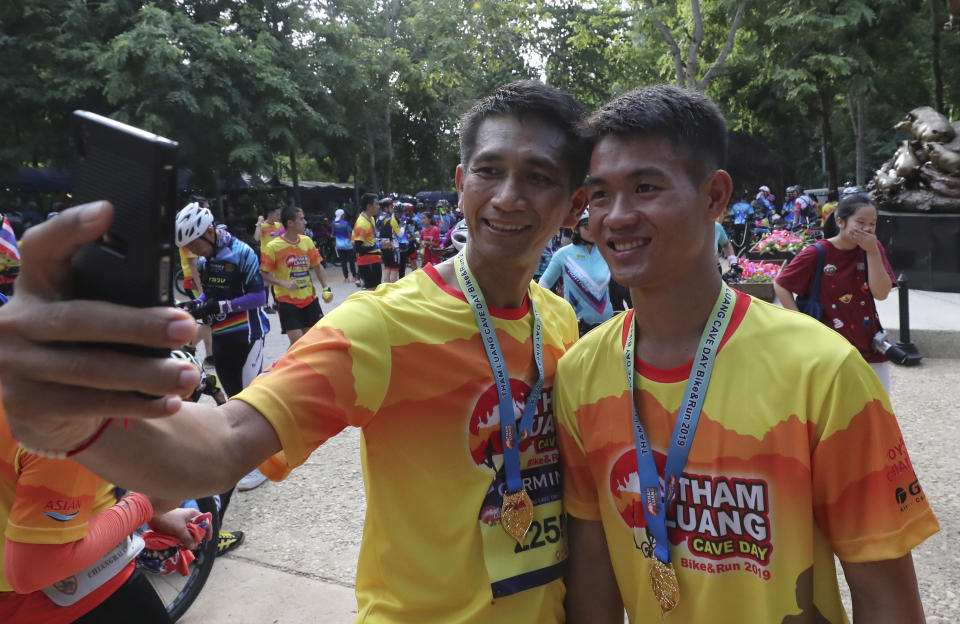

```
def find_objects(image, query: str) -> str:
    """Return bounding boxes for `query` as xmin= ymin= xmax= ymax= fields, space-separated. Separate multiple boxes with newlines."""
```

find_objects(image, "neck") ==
xmin=435 ymin=248 xmax=533 ymax=309
xmin=283 ymin=231 xmax=299 ymax=243
xmin=628 ymin=261 xmax=723 ymax=369
xmin=828 ymin=235 xmax=856 ymax=250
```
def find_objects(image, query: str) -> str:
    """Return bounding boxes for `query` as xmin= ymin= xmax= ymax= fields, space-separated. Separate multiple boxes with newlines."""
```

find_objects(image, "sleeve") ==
xmin=554 ymin=352 xmax=602 ymax=521
xmin=810 ymin=350 xmax=939 ymax=562
xmin=5 ymin=492 xmax=152 ymax=593
xmin=351 ymin=219 xmax=364 ymax=243
xmin=774 ymin=244 xmax=818 ymax=295
xmin=234 ymin=294 xmax=392 ymax=480
xmin=306 ymin=239 xmax=322 ymax=267
xmin=877 ymin=241 xmax=898 ymax=286
xmin=260 ymin=239 xmax=277 ymax=272
xmin=538 ymin=248 xmax=564 ymax=289
xmin=716 ymin=223 xmax=729 ymax=246
xmin=240 ymin=244 xmax=266 ymax=293
xmin=6 ymin=452 xmax=104 ymax=545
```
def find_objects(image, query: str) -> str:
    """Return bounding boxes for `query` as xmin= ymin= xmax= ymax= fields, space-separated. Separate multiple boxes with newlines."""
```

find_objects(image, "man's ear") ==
xmin=559 ymin=186 xmax=589 ymax=229
xmin=704 ymin=170 xmax=733 ymax=221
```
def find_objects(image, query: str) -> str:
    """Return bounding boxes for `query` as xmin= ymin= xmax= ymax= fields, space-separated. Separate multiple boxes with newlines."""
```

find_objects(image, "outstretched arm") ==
xmin=841 ymin=553 xmax=926 ymax=624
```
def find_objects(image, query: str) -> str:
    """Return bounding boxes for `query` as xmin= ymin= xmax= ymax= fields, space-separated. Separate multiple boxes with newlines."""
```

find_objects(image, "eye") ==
xmin=635 ymin=183 xmax=656 ymax=193
xmin=589 ymin=189 xmax=607 ymax=201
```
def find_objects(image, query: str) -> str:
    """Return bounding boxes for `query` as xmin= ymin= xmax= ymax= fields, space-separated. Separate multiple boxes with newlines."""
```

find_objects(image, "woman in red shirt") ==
xmin=774 ymin=194 xmax=896 ymax=391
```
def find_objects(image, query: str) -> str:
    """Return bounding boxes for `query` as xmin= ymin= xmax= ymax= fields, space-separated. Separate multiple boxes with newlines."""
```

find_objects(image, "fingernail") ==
xmin=178 ymin=367 xmax=201 ymax=390
xmin=164 ymin=396 xmax=182 ymax=414
xmin=167 ymin=318 xmax=196 ymax=342
xmin=77 ymin=201 xmax=108 ymax=225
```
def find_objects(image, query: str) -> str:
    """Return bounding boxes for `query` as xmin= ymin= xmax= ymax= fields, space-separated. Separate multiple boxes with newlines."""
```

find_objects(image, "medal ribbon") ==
xmin=454 ymin=252 xmax=544 ymax=495
xmin=624 ymin=283 xmax=736 ymax=565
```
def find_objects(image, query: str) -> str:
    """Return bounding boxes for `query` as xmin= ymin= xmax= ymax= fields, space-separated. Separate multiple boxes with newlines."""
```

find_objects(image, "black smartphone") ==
xmin=70 ymin=110 xmax=178 ymax=309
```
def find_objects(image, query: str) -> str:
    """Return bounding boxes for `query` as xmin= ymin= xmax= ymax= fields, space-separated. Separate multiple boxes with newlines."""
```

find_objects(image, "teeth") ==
xmin=487 ymin=222 xmax=525 ymax=232
xmin=612 ymin=239 xmax=648 ymax=251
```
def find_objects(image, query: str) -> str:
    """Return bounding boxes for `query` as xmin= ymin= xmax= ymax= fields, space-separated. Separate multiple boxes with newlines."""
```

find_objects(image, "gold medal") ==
xmin=649 ymin=558 xmax=680 ymax=615
xmin=500 ymin=488 xmax=534 ymax=544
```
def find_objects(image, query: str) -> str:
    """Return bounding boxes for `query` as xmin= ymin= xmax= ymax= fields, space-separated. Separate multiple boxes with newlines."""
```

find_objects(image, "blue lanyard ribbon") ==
xmin=455 ymin=252 xmax=544 ymax=494
xmin=623 ymin=284 xmax=736 ymax=564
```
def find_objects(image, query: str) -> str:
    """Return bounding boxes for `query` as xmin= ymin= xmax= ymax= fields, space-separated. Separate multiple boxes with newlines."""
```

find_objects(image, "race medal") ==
xmin=500 ymin=488 xmax=534 ymax=544
xmin=649 ymin=557 xmax=680 ymax=615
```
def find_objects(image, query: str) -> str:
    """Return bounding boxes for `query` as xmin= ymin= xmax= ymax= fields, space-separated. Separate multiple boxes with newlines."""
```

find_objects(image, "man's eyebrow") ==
xmin=585 ymin=167 xmax=665 ymax=186
xmin=470 ymin=150 xmax=561 ymax=170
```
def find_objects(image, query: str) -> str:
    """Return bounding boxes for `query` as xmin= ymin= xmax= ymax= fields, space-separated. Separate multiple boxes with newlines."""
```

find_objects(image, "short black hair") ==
xmin=361 ymin=193 xmax=378 ymax=210
xmin=458 ymin=80 xmax=589 ymax=188
xmin=281 ymin=205 xmax=301 ymax=227
xmin=835 ymin=193 xmax=875 ymax=223
xmin=265 ymin=204 xmax=282 ymax=216
xmin=582 ymin=84 xmax=728 ymax=183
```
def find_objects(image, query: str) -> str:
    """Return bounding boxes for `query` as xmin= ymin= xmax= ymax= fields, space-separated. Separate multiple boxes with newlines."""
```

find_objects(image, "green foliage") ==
xmin=3 ymin=0 xmax=959 ymax=198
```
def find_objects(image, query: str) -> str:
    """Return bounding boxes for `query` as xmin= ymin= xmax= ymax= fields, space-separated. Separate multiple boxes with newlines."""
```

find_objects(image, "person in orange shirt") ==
xmin=261 ymin=206 xmax=333 ymax=345
xmin=178 ymin=247 xmax=214 ymax=366
xmin=0 ymin=388 xmax=207 ymax=624
xmin=255 ymin=205 xmax=284 ymax=313
xmin=351 ymin=193 xmax=382 ymax=290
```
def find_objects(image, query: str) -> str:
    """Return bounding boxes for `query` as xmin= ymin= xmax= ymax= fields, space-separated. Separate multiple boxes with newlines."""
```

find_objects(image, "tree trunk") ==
xmin=365 ymin=121 xmax=378 ymax=192
xmin=290 ymin=149 xmax=301 ymax=209
xmin=817 ymin=87 xmax=838 ymax=192
xmin=930 ymin=0 xmax=945 ymax=113
xmin=847 ymin=93 xmax=867 ymax=187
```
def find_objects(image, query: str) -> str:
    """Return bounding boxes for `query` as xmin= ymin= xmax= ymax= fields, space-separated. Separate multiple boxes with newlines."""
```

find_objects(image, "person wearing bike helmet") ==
xmin=538 ymin=208 xmax=613 ymax=335
xmin=174 ymin=202 xmax=270 ymax=494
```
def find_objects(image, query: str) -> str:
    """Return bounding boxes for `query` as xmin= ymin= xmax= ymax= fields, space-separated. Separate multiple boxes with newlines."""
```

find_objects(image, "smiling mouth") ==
xmin=484 ymin=219 xmax=528 ymax=232
xmin=609 ymin=238 xmax=651 ymax=251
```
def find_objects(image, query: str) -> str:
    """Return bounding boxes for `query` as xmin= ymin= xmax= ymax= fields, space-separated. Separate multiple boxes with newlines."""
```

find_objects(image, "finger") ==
xmin=3 ymin=298 xmax=197 ymax=348
xmin=3 ymin=377 xmax=182 ymax=424
xmin=12 ymin=343 xmax=200 ymax=394
xmin=17 ymin=202 xmax=114 ymax=299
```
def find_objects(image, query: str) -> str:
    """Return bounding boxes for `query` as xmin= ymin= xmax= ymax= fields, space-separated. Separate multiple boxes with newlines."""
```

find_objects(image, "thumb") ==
xmin=17 ymin=201 xmax=113 ymax=299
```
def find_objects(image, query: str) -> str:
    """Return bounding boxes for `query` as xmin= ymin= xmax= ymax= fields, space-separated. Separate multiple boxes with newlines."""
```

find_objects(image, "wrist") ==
xmin=18 ymin=418 xmax=114 ymax=459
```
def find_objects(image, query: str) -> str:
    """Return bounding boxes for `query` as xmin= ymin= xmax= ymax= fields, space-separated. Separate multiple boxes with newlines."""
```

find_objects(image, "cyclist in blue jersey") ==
xmin=174 ymin=203 xmax=270 ymax=494
xmin=729 ymin=189 xmax=754 ymax=248
xmin=332 ymin=209 xmax=358 ymax=284
xmin=538 ymin=209 xmax=613 ymax=336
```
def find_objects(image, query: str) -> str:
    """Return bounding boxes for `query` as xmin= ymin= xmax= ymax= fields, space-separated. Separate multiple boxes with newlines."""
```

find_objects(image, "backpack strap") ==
xmin=808 ymin=241 xmax=825 ymax=301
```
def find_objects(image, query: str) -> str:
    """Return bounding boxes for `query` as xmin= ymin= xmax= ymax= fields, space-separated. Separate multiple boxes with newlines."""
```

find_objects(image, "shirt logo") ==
xmin=44 ymin=498 xmax=81 ymax=522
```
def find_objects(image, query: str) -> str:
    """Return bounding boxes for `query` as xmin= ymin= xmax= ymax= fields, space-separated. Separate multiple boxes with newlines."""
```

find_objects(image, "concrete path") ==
xmin=176 ymin=264 xmax=960 ymax=623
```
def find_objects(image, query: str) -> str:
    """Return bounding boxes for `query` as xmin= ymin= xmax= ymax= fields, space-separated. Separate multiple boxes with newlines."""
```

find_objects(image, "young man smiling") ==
xmin=555 ymin=85 xmax=938 ymax=624
xmin=0 ymin=81 xmax=587 ymax=622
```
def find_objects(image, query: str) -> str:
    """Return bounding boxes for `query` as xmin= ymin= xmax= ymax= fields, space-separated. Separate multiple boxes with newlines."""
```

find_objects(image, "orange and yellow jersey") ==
xmin=821 ymin=200 xmax=839 ymax=222
xmin=235 ymin=265 xmax=578 ymax=623
xmin=555 ymin=296 xmax=939 ymax=623
xmin=351 ymin=213 xmax=381 ymax=266
xmin=261 ymin=235 xmax=322 ymax=307
xmin=259 ymin=220 xmax=284 ymax=245
xmin=178 ymin=247 xmax=199 ymax=292
xmin=0 ymin=406 xmax=131 ymax=623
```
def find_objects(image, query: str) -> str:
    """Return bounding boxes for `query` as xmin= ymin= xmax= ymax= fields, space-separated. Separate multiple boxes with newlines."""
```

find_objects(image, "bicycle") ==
xmin=134 ymin=348 xmax=226 ymax=622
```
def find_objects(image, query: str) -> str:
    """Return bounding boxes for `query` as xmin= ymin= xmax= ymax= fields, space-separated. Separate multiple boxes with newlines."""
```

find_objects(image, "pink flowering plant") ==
xmin=736 ymin=259 xmax=783 ymax=283
xmin=750 ymin=229 xmax=808 ymax=254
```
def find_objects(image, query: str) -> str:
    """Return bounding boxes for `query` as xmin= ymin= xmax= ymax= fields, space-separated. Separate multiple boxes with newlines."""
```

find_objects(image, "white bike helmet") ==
xmin=175 ymin=202 xmax=214 ymax=247
xmin=450 ymin=219 xmax=469 ymax=251
xmin=576 ymin=208 xmax=590 ymax=227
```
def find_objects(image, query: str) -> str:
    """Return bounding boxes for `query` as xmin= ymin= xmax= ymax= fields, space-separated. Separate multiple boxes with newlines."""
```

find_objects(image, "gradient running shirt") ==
xmin=351 ymin=213 xmax=381 ymax=266
xmin=0 ymin=409 xmax=132 ymax=623
xmin=261 ymin=235 xmax=322 ymax=307
xmin=259 ymin=220 xmax=284 ymax=243
xmin=555 ymin=297 xmax=939 ymax=623
xmin=539 ymin=243 xmax=613 ymax=326
xmin=236 ymin=265 xmax=578 ymax=623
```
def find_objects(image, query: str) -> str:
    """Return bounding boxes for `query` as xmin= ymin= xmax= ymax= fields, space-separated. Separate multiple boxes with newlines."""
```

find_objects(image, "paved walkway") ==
xmin=177 ymin=264 xmax=960 ymax=623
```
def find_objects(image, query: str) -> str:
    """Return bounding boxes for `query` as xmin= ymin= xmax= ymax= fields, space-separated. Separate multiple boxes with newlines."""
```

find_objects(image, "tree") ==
xmin=637 ymin=0 xmax=750 ymax=92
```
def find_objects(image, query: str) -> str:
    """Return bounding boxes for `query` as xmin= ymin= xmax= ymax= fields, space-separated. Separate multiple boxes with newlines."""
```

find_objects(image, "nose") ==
xmin=490 ymin=172 xmax=527 ymax=213
xmin=602 ymin=193 xmax=640 ymax=230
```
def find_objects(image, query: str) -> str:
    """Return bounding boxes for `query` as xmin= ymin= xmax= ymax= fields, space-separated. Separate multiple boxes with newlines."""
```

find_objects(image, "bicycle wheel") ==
xmin=142 ymin=496 xmax=220 ymax=622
